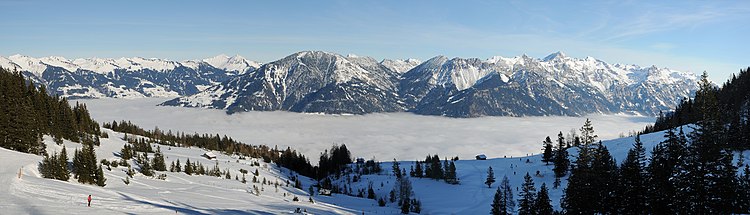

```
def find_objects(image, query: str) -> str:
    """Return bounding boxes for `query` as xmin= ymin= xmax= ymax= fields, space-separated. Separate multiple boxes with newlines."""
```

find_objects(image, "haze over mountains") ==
xmin=1 ymin=51 xmax=698 ymax=117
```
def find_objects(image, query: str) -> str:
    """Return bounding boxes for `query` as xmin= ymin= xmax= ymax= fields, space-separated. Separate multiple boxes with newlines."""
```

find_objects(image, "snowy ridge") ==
xmin=380 ymin=58 xmax=422 ymax=74
xmin=202 ymin=54 xmax=261 ymax=74
xmin=1 ymin=54 xmax=261 ymax=75
xmin=0 ymin=54 xmax=262 ymax=99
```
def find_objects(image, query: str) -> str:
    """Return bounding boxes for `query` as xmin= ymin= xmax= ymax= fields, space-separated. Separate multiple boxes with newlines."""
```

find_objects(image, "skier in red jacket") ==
xmin=88 ymin=195 xmax=92 ymax=207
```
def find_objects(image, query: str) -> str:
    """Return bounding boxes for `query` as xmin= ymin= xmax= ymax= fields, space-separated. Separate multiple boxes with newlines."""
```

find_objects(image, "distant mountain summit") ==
xmin=1 ymin=51 xmax=698 ymax=117
xmin=162 ymin=51 xmax=404 ymax=114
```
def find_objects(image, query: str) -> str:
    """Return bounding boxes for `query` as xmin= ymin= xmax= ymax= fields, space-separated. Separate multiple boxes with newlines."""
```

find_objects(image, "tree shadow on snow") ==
xmin=116 ymin=192 xmax=275 ymax=215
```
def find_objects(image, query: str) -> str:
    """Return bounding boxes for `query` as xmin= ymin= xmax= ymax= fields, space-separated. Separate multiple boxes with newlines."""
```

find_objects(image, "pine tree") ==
xmin=367 ymin=182 xmax=376 ymax=199
xmin=414 ymin=161 xmax=423 ymax=178
xmin=95 ymin=165 xmax=106 ymax=187
xmin=120 ymin=144 xmax=132 ymax=160
xmin=58 ymin=146 xmax=70 ymax=181
xmin=151 ymin=149 xmax=167 ymax=172
xmin=542 ymin=136 xmax=553 ymax=165
xmin=553 ymin=131 xmax=570 ymax=180
xmin=378 ymin=197 xmax=386 ymax=207
xmin=562 ymin=137 xmax=596 ymax=214
xmin=39 ymin=153 xmax=55 ymax=179
xmin=72 ymin=142 xmax=98 ymax=184
xmin=619 ymin=134 xmax=647 ymax=214
xmin=674 ymin=72 xmax=738 ymax=214
xmin=401 ymin=196 xmax=411 ymax=214
xmin=175 ymin=159 xmax=181 ymax=172
xmin=535 ymin=183 xmax=553 ymax=215
xmin=444 ymin=160 xmax=458 ymax=184
xmin=500 ymin=176 xmax=515 ymax=212
xmin=392 ymin=159 xmax=401 ymax=178
xmin=592 ymin=143 xmax=618 ymax=214
xmin=580 ymin=118 xmax=597 ymax=146
xmin=518 ymin=173 xmax=537 ymax=215
xmin=485 ymin=166 xmax=496 ymax=188
xmin=648 ymin=126 xmax=686 ymax=214
xmin=139 ymin=154 xmax=153 ymax=177
xmin=491 ymin=186 xmax=508 ymax=215
xmin=737 ymin=164 xmax=750 ymax=212
xmin=184 ymin=158 xmax=193 ymax=175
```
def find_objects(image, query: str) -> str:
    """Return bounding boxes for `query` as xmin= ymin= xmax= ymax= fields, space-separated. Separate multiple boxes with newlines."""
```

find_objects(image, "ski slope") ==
xmin=1 ymin=129 xmax=397 ymax=214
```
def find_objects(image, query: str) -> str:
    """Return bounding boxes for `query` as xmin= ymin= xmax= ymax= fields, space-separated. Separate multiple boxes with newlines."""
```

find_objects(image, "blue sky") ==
xmin=1 ymin=0 xmax=748 ymax=82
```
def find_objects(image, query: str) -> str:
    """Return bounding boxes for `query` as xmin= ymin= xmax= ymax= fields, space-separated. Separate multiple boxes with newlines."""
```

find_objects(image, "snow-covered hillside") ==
xmin=2 ymin=129 xmax=395 ymax=214
xmin=6 ymin=123 xmax=745 ymax=214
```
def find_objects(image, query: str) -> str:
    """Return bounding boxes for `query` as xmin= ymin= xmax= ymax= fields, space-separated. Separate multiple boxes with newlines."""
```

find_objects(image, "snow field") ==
xmin=2 ymin=129 xmax=393 ymax=214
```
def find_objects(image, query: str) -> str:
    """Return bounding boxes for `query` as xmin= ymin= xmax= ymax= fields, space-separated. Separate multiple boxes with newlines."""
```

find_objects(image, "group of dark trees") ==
xmin=409 ymin=154 xmax=458 ymax=184
xmin=39 ymin=131 xmax=106 ymax=187
xmin=0 ymin=68 xmax=104 ymax=187
xmin=389 ymin=160 xmax=422 ymax=214
xmin=317 ymin=144 xmax=352 ymax=178
xmin=104 ymin=120 xmax=317 ymax=179
xmin=539 ymin=131 xmax=572 ymax=188
xmin=645 ymin=68 xmax=750 ymax=150
xmin=560 ymin=73 xmax=750 ymax=214
xmin=490 ymin=173 xmax=552 ymax=215
xmin=0 ymin=68 xmax=101 ymax=155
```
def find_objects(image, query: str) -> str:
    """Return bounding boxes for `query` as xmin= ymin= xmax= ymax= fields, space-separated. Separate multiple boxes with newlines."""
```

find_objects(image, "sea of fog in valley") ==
xmin=77 ymin=98 xmax=655 ymax=163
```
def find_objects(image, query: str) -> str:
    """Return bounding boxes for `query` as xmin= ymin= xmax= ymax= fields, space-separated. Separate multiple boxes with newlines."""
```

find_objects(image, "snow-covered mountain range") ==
xmin=1 ymin=51 xmax=698 ymax=117
xmin=163 ymin=51 xmax=407 ymax=114
xmin=165 ymin=51 xmax=698 ymax=117
xmin=0 ymin=54 xmax=260 ymax=98
xmin=402 ymin=52 xmax=698 ymax=117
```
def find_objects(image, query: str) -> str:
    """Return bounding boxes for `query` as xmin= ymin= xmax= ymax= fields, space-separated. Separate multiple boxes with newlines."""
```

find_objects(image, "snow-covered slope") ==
xmin=330 ymin=125 xmax=748 ymax=214
xmin=0 ymin=55 xmax=261 ymax=99
xmin=1 ymin=129 xmax=395 ymax=214
xmin=6 ymin=124 xmax=743 ymax=214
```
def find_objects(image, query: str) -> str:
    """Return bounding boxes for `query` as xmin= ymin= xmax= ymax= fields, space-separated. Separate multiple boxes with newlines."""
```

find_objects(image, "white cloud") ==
xmin=79 ymin=98 xmax=654 ymax=163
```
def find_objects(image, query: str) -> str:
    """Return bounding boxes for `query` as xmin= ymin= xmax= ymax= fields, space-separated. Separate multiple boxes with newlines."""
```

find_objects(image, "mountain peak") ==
xmin=543 ymin=51 xmax=567 ymax=61
xmin=202 ymin=54 xmax=257 ymax=73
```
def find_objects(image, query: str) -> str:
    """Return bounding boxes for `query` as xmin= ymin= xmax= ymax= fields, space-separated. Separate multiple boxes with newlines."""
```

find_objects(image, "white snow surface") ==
xmin=1 ymin=130 xmax=389 ymax=214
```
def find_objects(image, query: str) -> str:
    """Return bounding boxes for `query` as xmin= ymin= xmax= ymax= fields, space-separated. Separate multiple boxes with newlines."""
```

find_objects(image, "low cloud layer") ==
xmin=79 ymin=98 xmax=654 ymax=163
